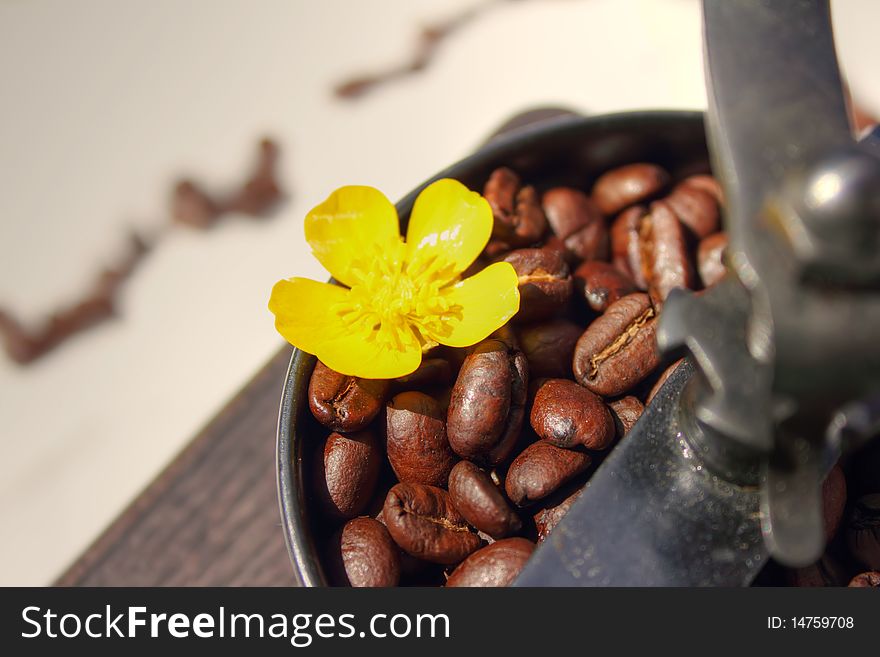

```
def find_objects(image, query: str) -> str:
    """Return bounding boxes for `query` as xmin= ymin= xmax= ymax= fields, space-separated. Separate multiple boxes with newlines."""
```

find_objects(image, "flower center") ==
xmin=331 ymin=240 xmax=463 ymax=352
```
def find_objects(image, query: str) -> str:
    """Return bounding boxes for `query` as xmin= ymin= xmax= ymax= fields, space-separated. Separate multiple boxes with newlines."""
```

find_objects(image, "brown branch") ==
xmin=0 ymin=231 xmax=151 ymax=364
xmin=171 ymin=138 xmax=283 ymax=228
xmin=334 ymin=0 xmax=523 ymax=100
xmin=1 ymin=138 xmax=285 ymax=365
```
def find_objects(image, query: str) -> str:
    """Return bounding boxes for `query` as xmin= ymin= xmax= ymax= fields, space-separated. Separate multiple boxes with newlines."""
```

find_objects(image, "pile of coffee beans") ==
xmin=304 ymin=162 xmax=879 ymax=587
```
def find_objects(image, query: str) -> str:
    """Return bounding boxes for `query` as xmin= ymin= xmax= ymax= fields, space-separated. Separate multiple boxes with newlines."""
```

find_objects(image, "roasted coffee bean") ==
xmin=484 ymin=167 xmax=518 ymax=223
xmin=610 ymin=205 xmax=648 ymax=286
xmin=823 ymin=464 xmax=847 ymax=541
xmin=445 ymin=538 xmax=535 ymax=587
xmin=697 ymin=232 xmax=728 ymax=288
xmin=573 ymin=293 xmax=660 ymax=397
xmin=383 ymin=483 xmax=482 ymax=564
xmin=503 ymin=248 xmax=573 ymax=323
xmin=386 ymin=391 xmax=456 ymax=487
xmin=447 ymin=339 xmax=528 ymax=465
xmin=533 ymin=486 xmax=583 ymax=542
xmin=610 ymin=201 xmax=694 ymax=304
xmin=678 ymin=174 xmax=724 ymax=205
xmin=517 ymin=319 xmax=582 ymax=379
xmin=846 ymin=494 xmax=880 ymax=571
xmin=483 ymin=167 xmax=547 ymax=247
xmin=640 ymin=200 xmax=694 ymax=305
xmin=849 ymin=571 xmax=880 ymax=587
xmin=484 ymin=238 xmax=512 ymax=259
xmin=646 ymin=358 xmax=685 ymax=406
xmin=329 ymin=517 xmax=400 ymax=587
xmin=489 ymin=322 xmax=521 ymax=350
xmin=309 ymin=360 xmax=389 ymax=432
xmin=665 ymin=182 xmax=720 ymax=239
xmin=485 ymin=406 xmax=525 ymax=466
xmin=511 ymin=186 xmax=548 ymax=245
xmin=530 ymin=379 xmax=614 ymax=450
xmin=372 ymin=504 xmax=433 ymax=579
xmin=542 ymin=187 xmax=608 ymax=261
xmin=563 ymin=223 xmax=610 ymax=265
xmin=574 ymin=260 xmax=638 ymax=312
xmin=543 ymin=187 xmax=595 ymax=239
xmin=607 ymin=395 xmax=644 ymax=438
xmin=543 ymin=234 xmax=568 ymax=259
xmin=394 ymin=358 xmax=452 ymax=388
xmin=505 ymin=441 xmax=592 ymax=506
xmin=592 ymin=163 xmax=670 ymax=215
xmin=448 ymin=460 xmax=521 ymax=539
xmin=316 ymin=431 xmax=382 ymax=519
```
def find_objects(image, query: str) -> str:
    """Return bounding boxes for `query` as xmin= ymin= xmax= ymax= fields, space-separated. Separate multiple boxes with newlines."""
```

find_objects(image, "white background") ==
xmin=1 ymin=0 xmax=878 ymax=585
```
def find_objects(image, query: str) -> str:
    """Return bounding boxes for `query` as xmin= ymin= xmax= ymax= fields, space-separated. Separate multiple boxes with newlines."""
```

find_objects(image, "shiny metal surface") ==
xmin=520 ymin=0 xmax=880 ymax=582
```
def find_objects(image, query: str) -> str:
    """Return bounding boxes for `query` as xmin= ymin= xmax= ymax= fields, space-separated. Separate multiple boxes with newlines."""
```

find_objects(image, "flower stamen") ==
xmin=332 ymin=243 xmax=466 ymax=353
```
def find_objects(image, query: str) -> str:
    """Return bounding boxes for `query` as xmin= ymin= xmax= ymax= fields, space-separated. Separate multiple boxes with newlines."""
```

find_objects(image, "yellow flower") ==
xmin=269 ymin=178 xmax=520 ymax=379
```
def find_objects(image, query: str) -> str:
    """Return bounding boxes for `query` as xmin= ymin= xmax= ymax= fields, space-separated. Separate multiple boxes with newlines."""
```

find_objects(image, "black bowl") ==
xmin=277 ymin=110 xmax=709 ymax=586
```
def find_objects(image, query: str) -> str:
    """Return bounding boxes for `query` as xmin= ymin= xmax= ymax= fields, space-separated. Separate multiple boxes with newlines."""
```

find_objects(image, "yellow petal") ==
xmin=269 ymin=277 xmax=350 ymax=348
xmin=406 ymin=178 xmax=492 ymax=279
xmin=427 ymin=261 xmax=520 ymax=348
xmin=304 ymin=186 xmax=401 ymax=287
xmin=316 ymin=324 xmax=423 ymax=380
xmin=269 ymin=277 xmax=422 ymax=379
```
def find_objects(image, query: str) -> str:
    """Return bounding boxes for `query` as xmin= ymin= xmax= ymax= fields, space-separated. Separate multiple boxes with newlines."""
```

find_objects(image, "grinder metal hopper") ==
xmin=515 ymin=0 xmax=880 ymax=586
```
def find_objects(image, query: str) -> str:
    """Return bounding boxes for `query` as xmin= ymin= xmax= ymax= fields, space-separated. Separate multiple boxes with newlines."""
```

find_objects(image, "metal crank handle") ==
xmin=660 ymin=0 xmax=880 ymax=567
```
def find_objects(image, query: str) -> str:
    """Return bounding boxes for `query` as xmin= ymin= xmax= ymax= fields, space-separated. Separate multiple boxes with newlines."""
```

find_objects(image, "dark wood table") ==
xmin=56 ymin=346 xmax=297 ymax=586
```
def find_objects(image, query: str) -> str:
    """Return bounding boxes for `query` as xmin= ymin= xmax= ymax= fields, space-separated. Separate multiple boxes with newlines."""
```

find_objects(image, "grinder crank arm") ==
xmin=515 ymin=0 xmax=880 ymax=586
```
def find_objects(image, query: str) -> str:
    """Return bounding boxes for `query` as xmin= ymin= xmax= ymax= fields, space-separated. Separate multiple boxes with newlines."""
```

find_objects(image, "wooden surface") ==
xmin=55 ymin=346 xmax=296 ymax=586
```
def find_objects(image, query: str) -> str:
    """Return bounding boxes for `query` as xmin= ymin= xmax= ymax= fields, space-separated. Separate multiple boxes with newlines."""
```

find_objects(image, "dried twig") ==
xmin=334 ymin=0 xmax=523 ymax=100
xmin=0 ymin=138 xmax=285 ymax=365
